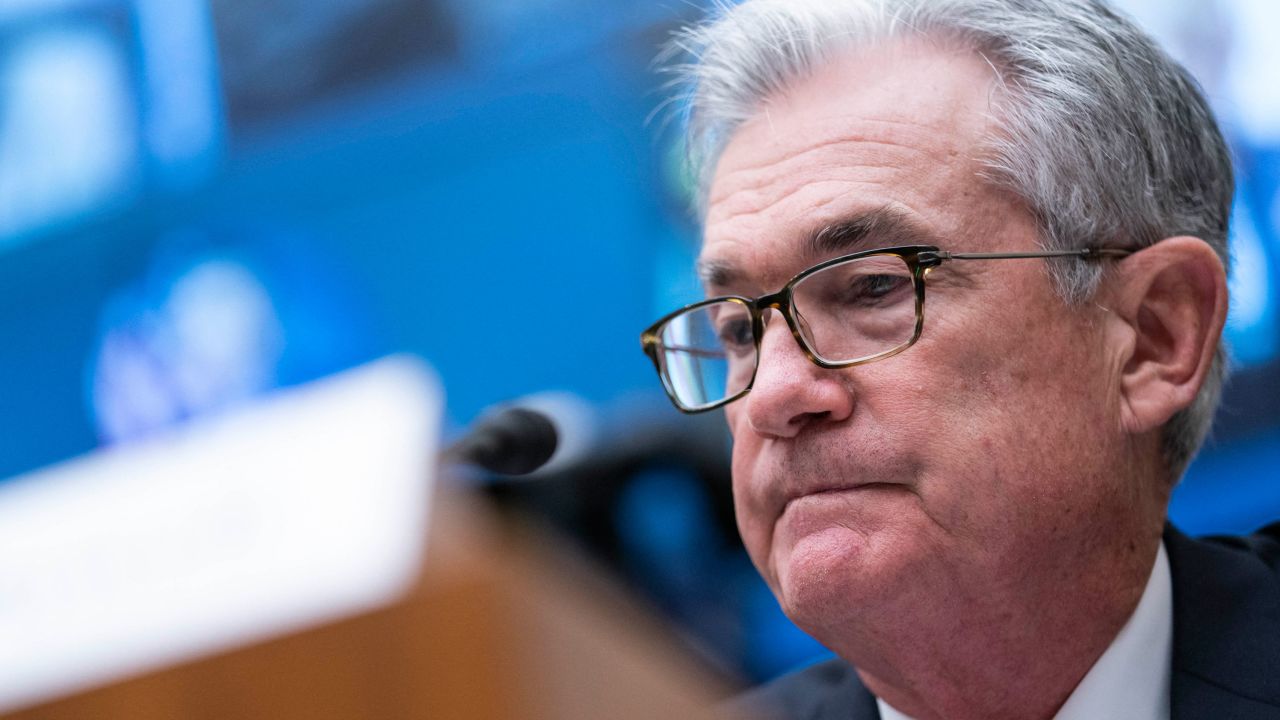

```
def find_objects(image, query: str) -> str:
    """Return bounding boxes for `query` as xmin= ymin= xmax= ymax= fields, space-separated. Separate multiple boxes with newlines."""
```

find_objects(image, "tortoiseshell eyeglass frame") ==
xmin=640 ymin=244 xmax=1134 ymax=413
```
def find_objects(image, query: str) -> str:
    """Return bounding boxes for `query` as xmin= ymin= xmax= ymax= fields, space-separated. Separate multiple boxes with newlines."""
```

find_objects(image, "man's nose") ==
xmin=742 ymin=313 xmax=854 ymax=439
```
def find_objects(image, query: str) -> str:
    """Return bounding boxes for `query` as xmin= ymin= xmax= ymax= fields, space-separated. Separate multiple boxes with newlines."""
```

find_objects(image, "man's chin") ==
xmin=772 ymin=525 xmax=886 ymax=629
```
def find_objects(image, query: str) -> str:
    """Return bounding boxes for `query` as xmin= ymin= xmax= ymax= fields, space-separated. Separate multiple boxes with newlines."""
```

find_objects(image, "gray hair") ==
xmin=667 ymin=0 xmax=1233 ymax=479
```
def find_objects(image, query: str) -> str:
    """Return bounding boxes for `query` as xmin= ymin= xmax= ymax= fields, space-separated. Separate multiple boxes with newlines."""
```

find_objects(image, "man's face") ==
xmin=702 ymin=40 xmax=1147 ymax=642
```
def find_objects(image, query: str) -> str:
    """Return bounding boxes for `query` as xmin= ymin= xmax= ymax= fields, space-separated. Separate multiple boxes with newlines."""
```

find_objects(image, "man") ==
xmin=640 ymin=1 xmax=1280 ymax=718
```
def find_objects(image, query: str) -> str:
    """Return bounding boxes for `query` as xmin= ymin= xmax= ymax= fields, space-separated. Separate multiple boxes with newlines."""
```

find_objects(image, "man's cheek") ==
xmin=732 ymin=495 xmax=778 ymax=585
xmin=725 ymin=403 xmax=751 ymax=440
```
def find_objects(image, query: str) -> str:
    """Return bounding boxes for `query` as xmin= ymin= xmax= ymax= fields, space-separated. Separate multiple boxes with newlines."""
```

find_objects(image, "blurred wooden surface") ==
xmin=6 ymin=485 xmax=731 ymax=719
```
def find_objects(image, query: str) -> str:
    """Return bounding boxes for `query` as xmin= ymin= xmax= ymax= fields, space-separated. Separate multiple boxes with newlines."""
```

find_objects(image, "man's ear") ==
xmin=1109 ymin=236 xmax=1228 ymax=435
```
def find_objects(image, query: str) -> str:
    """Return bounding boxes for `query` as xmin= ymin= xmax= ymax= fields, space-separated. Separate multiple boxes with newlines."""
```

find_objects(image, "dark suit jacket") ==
xmin=725 ymin=523 xmax=1280 ymax=719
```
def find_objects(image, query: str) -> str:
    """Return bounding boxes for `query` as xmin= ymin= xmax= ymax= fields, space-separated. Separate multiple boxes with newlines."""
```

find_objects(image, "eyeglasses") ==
xmin=640 ymin=244 xmax=1132 ymax=413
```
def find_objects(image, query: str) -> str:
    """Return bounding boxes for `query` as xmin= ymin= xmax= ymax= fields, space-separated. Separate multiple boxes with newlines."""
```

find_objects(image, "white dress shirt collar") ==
xmin=877 ymin=542 xmax=1173 ymax=720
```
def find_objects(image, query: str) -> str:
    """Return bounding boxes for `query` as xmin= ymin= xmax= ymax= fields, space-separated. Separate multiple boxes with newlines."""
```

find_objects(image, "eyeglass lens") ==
xmin=654 ymin=254 xmax=918 ymax=410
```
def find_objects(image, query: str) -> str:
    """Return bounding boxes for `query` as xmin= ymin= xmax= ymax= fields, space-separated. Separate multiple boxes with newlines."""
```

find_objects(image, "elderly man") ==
xmin=640 ymin=1 xmax=1279 ymax=718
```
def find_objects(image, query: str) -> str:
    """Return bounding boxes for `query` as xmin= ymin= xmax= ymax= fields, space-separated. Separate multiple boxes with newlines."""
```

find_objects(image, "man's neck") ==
xmin=838 ymin=531 xmax=1163 ymax=720
xmin=875 ymin=541 xmax=1173 ymax=720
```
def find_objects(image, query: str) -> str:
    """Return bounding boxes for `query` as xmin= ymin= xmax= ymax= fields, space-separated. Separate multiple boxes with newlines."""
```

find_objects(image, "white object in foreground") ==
xmin=0 ymin=356 xmax=442 ymax=712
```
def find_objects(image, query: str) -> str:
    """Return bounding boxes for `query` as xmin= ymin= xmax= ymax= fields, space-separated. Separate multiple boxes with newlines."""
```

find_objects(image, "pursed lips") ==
xmin=777 ymin=480 xmax=899 ymax=517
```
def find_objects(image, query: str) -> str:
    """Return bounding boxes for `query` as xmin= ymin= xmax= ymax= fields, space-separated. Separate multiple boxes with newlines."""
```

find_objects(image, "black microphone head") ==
xmin=460 ymin=407 xmax=559 ymax=475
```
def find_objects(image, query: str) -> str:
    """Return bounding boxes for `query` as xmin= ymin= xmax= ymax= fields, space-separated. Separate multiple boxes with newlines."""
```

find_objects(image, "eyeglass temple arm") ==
xmin=923 ymin=248 xmax=1134 ymax=262
xmin=642 ymin=340 xmax=727 ymax=360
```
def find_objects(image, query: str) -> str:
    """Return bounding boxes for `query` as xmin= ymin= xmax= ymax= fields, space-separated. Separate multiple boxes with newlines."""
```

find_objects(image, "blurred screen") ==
xmin=0 ymin=0 xmax=685 ymax=481
xmin=0 ymin=3 xmax=139 ymax=244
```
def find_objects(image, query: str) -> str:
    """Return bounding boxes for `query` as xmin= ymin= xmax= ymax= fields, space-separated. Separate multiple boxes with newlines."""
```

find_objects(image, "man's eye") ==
xmin=845 ymin=274 xmax=910 ymax=305
xmin=716 ymin=318 xmax=754 ymax=349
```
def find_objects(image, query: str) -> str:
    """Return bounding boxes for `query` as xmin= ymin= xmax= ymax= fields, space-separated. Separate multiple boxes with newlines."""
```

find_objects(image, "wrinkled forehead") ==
xmin=700 ymin=38 xmax=1002 ymax=287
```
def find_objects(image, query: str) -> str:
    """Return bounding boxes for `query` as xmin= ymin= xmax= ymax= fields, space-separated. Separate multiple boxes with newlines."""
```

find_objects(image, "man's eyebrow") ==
xmin=696 ymin=206 xmax=940 ymax=288
xmin=696 ymin=257 xmax=739 ymax=287
xmin=809 ymin=206 xmax=941 ymax=258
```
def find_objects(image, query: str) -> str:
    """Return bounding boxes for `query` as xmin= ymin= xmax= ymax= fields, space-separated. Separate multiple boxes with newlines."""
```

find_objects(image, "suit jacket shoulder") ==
xmin=719 ymin=657 xmax=877 ymax=720
xmin=1165 ymin=522 xmax=1280 ymax=719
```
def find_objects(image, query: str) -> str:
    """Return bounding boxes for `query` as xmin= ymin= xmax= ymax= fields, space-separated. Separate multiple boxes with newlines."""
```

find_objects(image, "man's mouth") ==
xmin=781 ymin=482 xmax=898 ymax=512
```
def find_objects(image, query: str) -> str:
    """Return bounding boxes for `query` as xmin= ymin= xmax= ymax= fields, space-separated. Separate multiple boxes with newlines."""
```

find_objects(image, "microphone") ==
xmin=444 ymin=406 xmax=559 ymax=475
